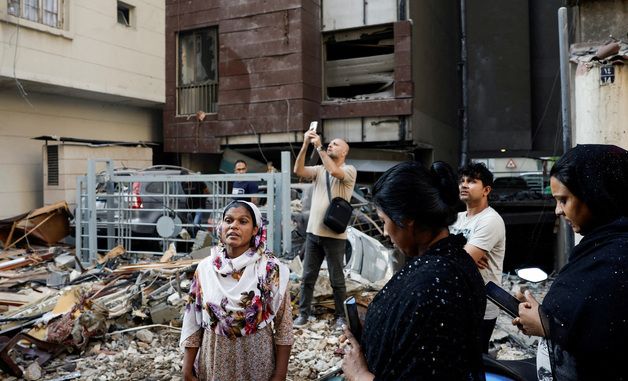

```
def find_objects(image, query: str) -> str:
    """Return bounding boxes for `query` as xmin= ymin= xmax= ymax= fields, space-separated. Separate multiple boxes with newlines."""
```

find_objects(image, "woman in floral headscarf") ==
xmin=180 ymin=201 xmax=293 ymax=381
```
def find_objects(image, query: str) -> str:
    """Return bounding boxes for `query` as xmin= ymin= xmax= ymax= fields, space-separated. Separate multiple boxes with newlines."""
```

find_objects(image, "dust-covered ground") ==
xmin=3 ymin=275 xmax=550 ymax=381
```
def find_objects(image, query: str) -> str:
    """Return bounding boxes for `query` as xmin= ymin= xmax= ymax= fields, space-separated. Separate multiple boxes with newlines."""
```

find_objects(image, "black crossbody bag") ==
xmin=323 ymin=172 xmax=353 ymax=233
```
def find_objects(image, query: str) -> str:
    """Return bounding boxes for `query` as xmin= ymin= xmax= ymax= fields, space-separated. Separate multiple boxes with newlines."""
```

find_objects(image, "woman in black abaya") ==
xmin=341 ymin=161 xmax=486 ymax=381
xmin=514 ymin=144 xmax=628 ymax=381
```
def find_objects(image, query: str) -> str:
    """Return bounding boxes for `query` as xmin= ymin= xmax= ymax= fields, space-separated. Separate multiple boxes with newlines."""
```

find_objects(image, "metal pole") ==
xmin=281 ymin=151 xmax=292 ymax=256
xmin=459 ymin=0 xmax=469 ymax=167
xmin=86 ymin=160 xmax=98 ymax=264
xmin=75 ymin=176 xmax=84 ymax=264
xmin=556 ymin=7 xmax=574 ymax=270
xmin=558 ymin=7 xmax=572 ymax=153
xmin=267 ymin=173 xmax=276 ymax=254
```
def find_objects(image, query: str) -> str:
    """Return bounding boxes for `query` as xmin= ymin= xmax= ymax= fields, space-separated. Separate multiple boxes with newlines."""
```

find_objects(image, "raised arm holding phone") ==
xmin=293 ymin=125 xmax=357 ymax=331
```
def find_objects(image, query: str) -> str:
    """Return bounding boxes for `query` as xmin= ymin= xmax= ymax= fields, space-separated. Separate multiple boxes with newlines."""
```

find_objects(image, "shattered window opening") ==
xmin=324 ymin=26 xmax=395 ymax=100
xmin=177 ymin=27 xmax=218 ymax=115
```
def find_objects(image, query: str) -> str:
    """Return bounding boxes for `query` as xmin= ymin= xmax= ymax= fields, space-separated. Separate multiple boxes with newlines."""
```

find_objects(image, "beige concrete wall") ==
xmin=0 ymin=0 xmax=164 ymax=103
xmin=44 ymin=144 xmax=153 ymax=211
xmin=0 ymin=91 xmax=160 ymax=218
xmin=574 ymin=64 xmax=628 ymax=149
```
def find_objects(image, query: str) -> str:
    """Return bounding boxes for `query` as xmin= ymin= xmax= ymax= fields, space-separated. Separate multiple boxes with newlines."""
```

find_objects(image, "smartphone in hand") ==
xmin=308 ymin=121 xmax=318 ymax=132
xmin=343 ymin=296 xmax=362 ymax=342
xmin=486 ymin=281 xmax=520 ymax=318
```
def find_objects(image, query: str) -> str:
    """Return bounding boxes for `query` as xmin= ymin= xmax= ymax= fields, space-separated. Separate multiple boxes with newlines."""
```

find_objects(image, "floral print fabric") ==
xmin=181 ymin=294 xmax=294 ymax=381
xmin=180 ymin=246 xmax=289 ymax=343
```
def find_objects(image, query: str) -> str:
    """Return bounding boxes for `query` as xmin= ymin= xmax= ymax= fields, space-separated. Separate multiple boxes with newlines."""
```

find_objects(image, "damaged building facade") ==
xmin=0 ymin=1 xmax=165 ymax=218
xmin=164 ymin=0 xmax=461 ymax=174
xmin=566 ymin=0 xmax=628 ymax=148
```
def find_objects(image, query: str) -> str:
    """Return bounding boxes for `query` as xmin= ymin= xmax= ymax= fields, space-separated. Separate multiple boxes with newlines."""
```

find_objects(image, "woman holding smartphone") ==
xmin=341 ymin=161 xmax=486 ymax=380
xmin=513 ymin=144 xmax=628 ymax=380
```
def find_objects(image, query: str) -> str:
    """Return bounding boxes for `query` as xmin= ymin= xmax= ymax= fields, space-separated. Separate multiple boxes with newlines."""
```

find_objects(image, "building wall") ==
xmin=577 ymin=0 xmax=628 ymax=42
xmin=321 ymin=19 xmax=415 ymax=149
xmin=0 ymin=92 xmax=161 ymax=218
xmin=466 ymin=0 xmax=532 ymax=155
xmin=44 ymin=144 xmax=153 ymax=212
xmin=569 ymin=0 xmax=627 ymax=149
xmin=574 ymin=64 xmax=628 ymax=148
xmin=410 ymin=0 xmax=461 ymax=165
xmin=444 ymin=0 xmax=563 ymax=160
xmin=0 ymin=0 xmax=165 ymax=219
xmin=164 ymin=0 xmax=320 ymax=154
xmin=164 ymin=1 xmax=471 ymax=168
xmin=0 ymin=0 xmax=165 ymax=103
xmin=165 ymin=1 xmax=421 ymax=157
xmin=529 ymin=0 xmax=562 ymax=155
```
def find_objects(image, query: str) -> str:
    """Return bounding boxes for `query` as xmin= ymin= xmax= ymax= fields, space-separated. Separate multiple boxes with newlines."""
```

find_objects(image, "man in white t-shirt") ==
xmin=449 ymin=162 xmax=506 ymax=353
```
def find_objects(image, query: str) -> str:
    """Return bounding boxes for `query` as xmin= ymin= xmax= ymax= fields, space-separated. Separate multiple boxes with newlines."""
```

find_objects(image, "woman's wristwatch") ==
xmin=316 ymin=145 xmax=323 ymax=152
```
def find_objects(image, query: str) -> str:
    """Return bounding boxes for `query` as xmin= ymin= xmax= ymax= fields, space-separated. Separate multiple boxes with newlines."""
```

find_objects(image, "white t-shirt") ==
xmin=449 ymin=206 xmax=506 ymax=320
xmin=306 ymin=164 xmax=356 ymax=239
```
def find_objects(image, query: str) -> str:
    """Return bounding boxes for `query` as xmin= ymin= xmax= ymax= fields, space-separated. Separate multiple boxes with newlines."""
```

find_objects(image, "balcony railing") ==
xmin=177 ymin=83 xmax=217 ymax=116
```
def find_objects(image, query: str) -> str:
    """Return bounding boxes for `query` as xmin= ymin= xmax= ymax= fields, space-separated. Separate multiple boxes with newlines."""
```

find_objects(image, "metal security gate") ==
xmin=75 ymin=152 xmax=292 ymax=265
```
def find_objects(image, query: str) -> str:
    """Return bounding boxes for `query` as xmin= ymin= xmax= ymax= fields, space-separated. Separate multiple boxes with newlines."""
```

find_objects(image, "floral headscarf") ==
xmin=180 ymin=201 xmax=289 ymax=344
xmin=216 ymin=200 xmax=267 ymax=254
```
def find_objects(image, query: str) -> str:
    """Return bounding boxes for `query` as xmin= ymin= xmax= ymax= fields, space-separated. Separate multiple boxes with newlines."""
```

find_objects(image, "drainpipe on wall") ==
xmin=459 ymin=0 xmax=469 ymax=167
xmin=556 ymin=6 xmax=574 ymax=271
xmin=398 ymin=0 xmax=407 ymax=20
xmin=558 ymin=7 xmax=572 ymax=153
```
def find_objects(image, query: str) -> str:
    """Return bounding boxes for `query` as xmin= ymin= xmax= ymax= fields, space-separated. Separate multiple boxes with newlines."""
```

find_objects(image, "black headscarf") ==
xmin=550 ymin=144 xmax=628 ymax=228
xmin=542 ymin=144 xmax=628 ymax=379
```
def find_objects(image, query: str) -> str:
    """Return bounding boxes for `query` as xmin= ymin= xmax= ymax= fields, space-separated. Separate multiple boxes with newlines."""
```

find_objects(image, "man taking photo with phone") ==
xmin=293 ymin=126 xmax=356 ymax=331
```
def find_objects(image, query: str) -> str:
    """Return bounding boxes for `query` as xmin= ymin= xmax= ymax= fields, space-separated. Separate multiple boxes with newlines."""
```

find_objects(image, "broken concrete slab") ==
xmin=149 ymin=302 xmax=181 ymax=325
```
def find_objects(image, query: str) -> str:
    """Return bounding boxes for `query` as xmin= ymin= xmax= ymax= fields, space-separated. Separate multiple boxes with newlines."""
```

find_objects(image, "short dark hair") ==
xmin=235 ymin=160 xmax=247 ymax=166
xmin=458 ymin=162 xmax=494 ymax=188
xmin=372 ymin=161 xmax=460 ymax=230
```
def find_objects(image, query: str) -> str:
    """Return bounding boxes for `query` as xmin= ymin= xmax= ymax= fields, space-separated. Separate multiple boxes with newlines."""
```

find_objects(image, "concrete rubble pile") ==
xmin=0 ymin=202 xmax=551 ymax=380
xmin=0 ymin=242 xmax=379 ymax=380
xmin=489 ymin=273 xmax=552 ymax=360
xmin=0 ymin=233 xmax=200 ymax=380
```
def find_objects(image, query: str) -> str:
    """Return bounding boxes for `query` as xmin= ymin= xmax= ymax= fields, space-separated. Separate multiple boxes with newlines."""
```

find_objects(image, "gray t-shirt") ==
xmin=450 ymin=206 xmax=506 ymax=319
xmin=306 ymin=164 xmax=356 ymax=239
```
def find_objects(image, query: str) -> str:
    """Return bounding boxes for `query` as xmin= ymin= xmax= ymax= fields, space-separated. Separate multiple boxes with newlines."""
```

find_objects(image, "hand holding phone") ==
xmin=486 ymin=281 xmax=520 ymax=318
xmin=343 ymin=296 xmax=362 ymax=342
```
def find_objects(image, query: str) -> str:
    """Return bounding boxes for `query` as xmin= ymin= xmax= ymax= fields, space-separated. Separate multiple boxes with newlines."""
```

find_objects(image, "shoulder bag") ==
xmin=323 ymin=171 xmax=353 ymax=233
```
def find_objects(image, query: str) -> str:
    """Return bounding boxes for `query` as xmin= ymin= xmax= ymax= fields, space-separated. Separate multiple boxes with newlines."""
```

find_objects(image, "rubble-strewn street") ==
xmin=0 ymin=237 xmax=551 ymax=381
xmin=0 ymin=190 xmax=553 ymax=380
xmin=0 ymin=305 xmax=548 ymax=381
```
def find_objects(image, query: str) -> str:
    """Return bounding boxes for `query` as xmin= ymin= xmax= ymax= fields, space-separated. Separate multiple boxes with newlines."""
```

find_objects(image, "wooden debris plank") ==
xmin=0 ymin=252 xmax=55 ymax=271
xmin=113 ymin=259 xmax=201 ymax=273
xmin=0 ymin=292 xmax=39 ymax=306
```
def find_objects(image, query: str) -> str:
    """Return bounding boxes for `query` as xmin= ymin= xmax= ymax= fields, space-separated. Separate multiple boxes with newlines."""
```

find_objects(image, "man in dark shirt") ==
xmin=232 ymin=160 xmax=259 ymax=205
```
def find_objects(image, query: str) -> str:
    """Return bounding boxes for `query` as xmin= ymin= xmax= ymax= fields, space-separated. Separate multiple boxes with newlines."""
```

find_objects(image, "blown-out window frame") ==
xmin=176 ymin=27 xmax=219 ymax=116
